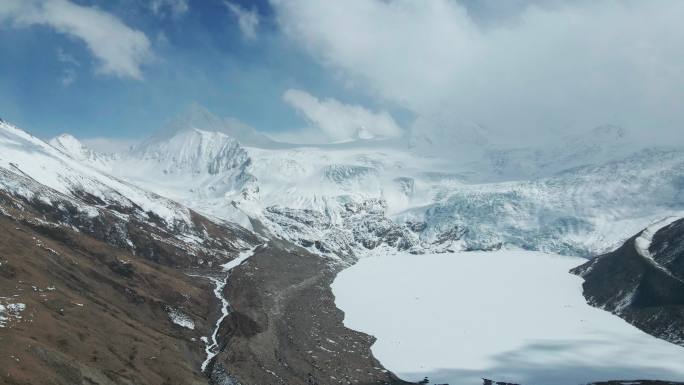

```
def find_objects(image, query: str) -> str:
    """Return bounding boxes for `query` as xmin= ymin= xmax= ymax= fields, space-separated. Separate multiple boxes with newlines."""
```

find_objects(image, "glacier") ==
xmin=46 ymin=108 xmax=684 ymax=262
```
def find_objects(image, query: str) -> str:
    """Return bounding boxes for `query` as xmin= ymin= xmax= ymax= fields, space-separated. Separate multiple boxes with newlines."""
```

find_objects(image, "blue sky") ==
xmin=1 ymin=0 xmax=683 ymax=146
xmin=0 ymin=0 xmax=402 ymax=140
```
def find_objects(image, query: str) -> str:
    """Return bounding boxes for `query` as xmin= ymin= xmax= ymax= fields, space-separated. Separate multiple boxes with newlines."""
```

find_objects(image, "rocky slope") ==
xmin=0 ymin=121 xmax=257 ymax=384
xmin=572 ymin=217 xmax=684 ymax=346
xmin=209 ymin=238 xmax=412 ymax=385
xmin=0 ymin=203 xmax=216 ymax=384
xmin=0 ymin=120 xmax=411 ymax=385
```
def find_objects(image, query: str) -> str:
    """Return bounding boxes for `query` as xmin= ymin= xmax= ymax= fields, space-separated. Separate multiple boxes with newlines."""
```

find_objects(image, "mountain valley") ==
xmin=1 ymin=112 xmax=684 ymax=385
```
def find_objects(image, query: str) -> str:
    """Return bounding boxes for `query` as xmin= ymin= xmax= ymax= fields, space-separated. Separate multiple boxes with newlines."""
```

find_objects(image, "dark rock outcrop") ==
xmin=572 ymin=218 xmax=684 ymax=346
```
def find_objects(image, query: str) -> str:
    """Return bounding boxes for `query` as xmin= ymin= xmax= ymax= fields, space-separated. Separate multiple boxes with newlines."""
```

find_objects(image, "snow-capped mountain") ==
xmin=0 ymin=120 xmax=254 ymax=264
xmin=131 ymin=128 xmax=250 ymax=176
xmin=47 ymin=107 xmax=684 ymax=262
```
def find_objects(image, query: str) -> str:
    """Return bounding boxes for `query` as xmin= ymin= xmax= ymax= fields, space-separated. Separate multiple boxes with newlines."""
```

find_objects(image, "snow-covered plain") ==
xmin=332 ymin=250 xmax=684 ymax=385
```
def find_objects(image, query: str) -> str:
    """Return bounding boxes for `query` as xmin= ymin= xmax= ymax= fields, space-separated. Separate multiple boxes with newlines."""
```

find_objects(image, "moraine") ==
xmin=199 ymin=245 xmax=260 ymax=372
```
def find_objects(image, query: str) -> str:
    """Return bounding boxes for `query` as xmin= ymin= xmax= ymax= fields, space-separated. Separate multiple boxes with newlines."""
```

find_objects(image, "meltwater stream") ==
xmin=200 ymin=246 xmax=259 ymax=372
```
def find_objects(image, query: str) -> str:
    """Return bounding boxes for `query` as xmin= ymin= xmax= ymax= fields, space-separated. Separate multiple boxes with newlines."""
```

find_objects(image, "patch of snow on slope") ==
xmin=0 ymin=300 xmax=26 ymax=328
xmin=166 ymin=307 xmax=195 ymax=330
xmin=332 ymin=250 xmax=684 ymax=385
xmin=634 ymin=216 xmax=684 ymax=282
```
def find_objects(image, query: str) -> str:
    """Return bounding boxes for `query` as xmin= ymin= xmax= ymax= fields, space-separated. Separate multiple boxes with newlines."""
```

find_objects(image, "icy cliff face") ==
xmin=232 ymin=146 xmax=683 ymax=261
xmin=132 ymin=128 xmax=250 ymax=176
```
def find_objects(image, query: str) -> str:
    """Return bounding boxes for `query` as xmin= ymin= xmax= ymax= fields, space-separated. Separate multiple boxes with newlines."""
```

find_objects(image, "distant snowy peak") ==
xmin=156 ymin=103 xmax=278 ymax=148
xmin=49 ymin=133 xmax=85 ymax=155
xmin=49 ymin=133 xmax=116 ymax=166
xmin=133 ymin=128 xmax=251 ymax=176
xmin=161 ymin=103 xmax=226 ymax=138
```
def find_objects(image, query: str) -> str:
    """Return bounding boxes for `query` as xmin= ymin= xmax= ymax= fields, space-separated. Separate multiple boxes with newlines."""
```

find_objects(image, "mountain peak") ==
xmin=49 ymin=133 xmax=90 ymax=159
xmin=155 ymin=103 xmax=224 ymax=140
xmin=48 ymin=133 xmax=119 ymax=168
xmin=149 ymin=103 xmax=279 ymax=148
xmin=50 ymin=132 xmax=83 ymax=149
xmin=133 ymin=126 xmax=251 ymax=176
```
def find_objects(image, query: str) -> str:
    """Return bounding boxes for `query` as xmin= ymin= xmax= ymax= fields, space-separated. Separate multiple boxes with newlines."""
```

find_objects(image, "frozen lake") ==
xmin=332 ymin=250 xmax=684 ymax=385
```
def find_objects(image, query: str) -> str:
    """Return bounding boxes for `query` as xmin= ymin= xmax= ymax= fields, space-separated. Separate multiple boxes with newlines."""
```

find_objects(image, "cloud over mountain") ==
xmin=273 ymin=0 xmax=684 ymax=146
xmin=283 ymin=89 xmax=403 ymax=142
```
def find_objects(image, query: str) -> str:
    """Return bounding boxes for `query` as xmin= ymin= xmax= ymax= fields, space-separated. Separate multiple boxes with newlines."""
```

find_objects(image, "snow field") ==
xmin=332 ymin=250 xmax=684 ymax=385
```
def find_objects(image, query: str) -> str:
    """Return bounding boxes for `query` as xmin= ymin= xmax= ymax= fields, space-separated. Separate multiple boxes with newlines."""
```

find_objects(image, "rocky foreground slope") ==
xmin=572 ymin=217 xmax=684 ymax=347
xmin=0 ymin=121 xmax=406 ymax=385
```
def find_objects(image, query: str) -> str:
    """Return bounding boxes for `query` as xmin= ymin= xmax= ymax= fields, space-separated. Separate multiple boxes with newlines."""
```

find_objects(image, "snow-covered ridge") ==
xmin=42 ymin=113 xmax=684 ymax=260
xmin=49 ymin=133 xmax=118 ymax=168
xmin=0 ymin=120 xmax=259 ymax=270
xmin=634 ymin=216 xmax=684 ymax=282
xmin=0 ymin=121 xmax=190 ymax=225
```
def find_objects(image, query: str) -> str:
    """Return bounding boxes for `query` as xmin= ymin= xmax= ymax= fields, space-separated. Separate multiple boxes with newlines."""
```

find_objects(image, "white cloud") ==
xmin=56 ymin=47 xmax=78 ymax=66
xmin=60 ymin=67 xmax=77 ymax=86
xmin=150 ymin=0 xmax=189 ymax=19
xmin=0 ymin=0 xmax=152 ymax=80
xmin=225 ymin=1 xmax=259 ymax=41
xmin=283 ymin=89 xmax=402 ymax=142
xmin=56 ymin=47 xmax=79 ymax=86
xmin=272 ymin=0 xmax=684 ymax=146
